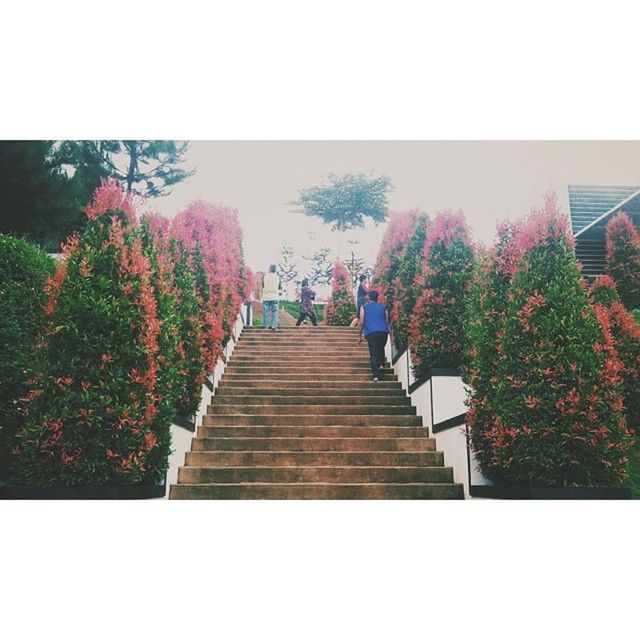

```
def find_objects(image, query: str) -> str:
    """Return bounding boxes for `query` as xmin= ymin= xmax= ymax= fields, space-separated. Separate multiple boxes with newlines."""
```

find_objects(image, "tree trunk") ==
xmin=125 ymin=142 xmax=137 ymax=193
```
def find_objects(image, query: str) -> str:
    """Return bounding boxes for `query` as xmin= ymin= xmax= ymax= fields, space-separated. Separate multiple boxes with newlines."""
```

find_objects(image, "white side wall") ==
xmin=164 ymin=311 xmax=246 ymax=497
xmin=390 ymin=346 xmax=490 ymax=499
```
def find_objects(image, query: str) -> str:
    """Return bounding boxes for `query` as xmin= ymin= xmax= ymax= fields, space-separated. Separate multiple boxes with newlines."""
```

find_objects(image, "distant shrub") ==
xmin=0 ymin=235 xmax=54 ymax=483
xmin=408 ymin=210 xmax=475 ymax=377
xmin=325 ymin=261 xmax=356 ymax=326
xmin=606 ymin=211 xmax=640 ymax=311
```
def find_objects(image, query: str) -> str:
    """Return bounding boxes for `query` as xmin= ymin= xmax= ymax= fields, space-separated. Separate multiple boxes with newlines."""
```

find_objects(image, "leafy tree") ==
xmin=0 ymin=141 xmax=83 ymax=251
xmin=60 ymin=140 xmax=195 ymax=197
xmin=296 ymin=173 xmax=392 ymax=232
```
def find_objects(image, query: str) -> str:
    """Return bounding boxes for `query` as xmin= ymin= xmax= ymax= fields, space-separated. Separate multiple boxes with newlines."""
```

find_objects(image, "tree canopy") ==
xmin=59 ymin=140 xmax=195 ymax=197
xmin=296 ymin=173 xmax=392 ymax=232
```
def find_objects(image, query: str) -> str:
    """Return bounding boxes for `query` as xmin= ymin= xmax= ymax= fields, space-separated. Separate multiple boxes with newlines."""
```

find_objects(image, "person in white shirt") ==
xmin=262 ymin=264 xmax=281 ymax=330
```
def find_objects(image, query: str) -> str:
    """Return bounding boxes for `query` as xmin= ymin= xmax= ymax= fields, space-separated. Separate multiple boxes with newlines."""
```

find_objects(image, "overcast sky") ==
xmin=153 ymin=141 xmax=640 ymax=274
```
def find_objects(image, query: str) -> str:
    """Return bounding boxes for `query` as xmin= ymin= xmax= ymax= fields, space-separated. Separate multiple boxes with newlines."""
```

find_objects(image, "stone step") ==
xmin=169 ymin=483 xmax=463 ymax=499
xmin=232 ymin=347 xmax=369 ymax=355
xmin=237 ymin=339 xmax=364 ymax=346
xmin=231 ymin=356 xmax=376 ymax=364
xmin=227 ymin=365 xmax=394 ymax=374
xmin=191 ymin=436 xmax=433 ymax=452
xmin=184 ymin=450 xmax=445 ymax=467
xmin=235 ymin=337 xmax=364 ymax=343
xmin=221 ymin=373 xmax=396 ymax=382
xmin=243 ymin=327 xmax=358 ymax=332
xmin=214 ymin=384 xmax=404 ymax=394
xmin=207 ymin=404 xmax=416 ymax=416
xmin=231 ymin=354 xmax=371 ymax=361
xmin=202 ymin=414 xmax=423 ymax=426
xmin=178 ymin=465 xmax=453 ymax=484
xmin=210 ymin=395 xmax=411 ymax=405
xmin=196 ymin=426 xmax=429 ymax=438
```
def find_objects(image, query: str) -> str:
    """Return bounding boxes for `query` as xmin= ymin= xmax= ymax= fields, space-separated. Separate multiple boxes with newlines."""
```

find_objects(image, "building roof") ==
xmin=569 ymin=185 xmax=640 ymax=279
xmin=569 ymin=185 xmax=640 ymax=236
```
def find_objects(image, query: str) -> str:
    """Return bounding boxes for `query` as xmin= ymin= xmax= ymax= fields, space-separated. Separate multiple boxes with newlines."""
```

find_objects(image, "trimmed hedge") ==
xmin=12 ymin=182 xmax=173 ymax=486
xmin=10 ymin=181 xmax=249 ymax=488
xmin=468 ymin=195 xmax=631 ymax=488
xmin=408 ymin=210 xmax=475 ymax=377
xmin=373 ymin=210 xmax=423 ymax=314
xmin=590 ymin=275 xmax=640 ymax=435
xmin=606 ymin=212 xmax=640 ymax=311
xmin=0 ymin=235 xmax=54 ymax=483
xmin=391 ymin=213 xmax=430 ymax=350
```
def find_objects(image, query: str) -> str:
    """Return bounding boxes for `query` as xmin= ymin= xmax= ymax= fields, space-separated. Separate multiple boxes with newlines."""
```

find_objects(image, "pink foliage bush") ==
xmin=606 ymin=211 xmax=640 ymax=311
xmin=172 ymin=201 xmax=248 ymax=369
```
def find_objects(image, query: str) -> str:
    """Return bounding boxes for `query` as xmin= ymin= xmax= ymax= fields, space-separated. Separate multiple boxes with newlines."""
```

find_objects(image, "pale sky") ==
xmin=153 ymin=141 xmax=640 ymax=275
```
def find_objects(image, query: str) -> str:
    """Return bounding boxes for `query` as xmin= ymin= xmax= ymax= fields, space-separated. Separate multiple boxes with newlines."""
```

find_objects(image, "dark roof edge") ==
xmin=574 ymin=186 xmax=640 ymax=238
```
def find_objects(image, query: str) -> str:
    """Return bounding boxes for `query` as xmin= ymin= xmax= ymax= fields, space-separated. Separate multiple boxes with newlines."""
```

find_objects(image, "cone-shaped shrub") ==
xmin=141 ymin=213 xmax=206 ymax=418
xmin=326 ymin=261 xmax=356 ymax=326
xmin=391 ymin=213 xmax=430 ymax=350
xmin=590 ymin=275 xmax=640 ymax=435
xmin=172 ymin=201 xmax=247 ymax=369
xmin=606 ymin=211 xmax=640 ymax=311
xmin=12 ymin=180 xmax=171 ymax=487
xmin=373 ymin=210 xmax=423 ymax=313
xmin=0 ymin=235 xmax=54 ymax=483
xmin=408 ymin=210 xmax=475 ymax=377
xmin=472 ymin=194 xmax=631 ymax=487
xmin=465 ymin=221 xmax=524 ymax=467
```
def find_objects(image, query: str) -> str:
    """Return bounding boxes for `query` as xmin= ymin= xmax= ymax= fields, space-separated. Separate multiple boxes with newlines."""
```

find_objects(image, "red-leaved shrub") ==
xmin=172 ymin=201 xmax=248 ymax=369
xmin=465 ymin=220 xmax=524 ymax=468
xmin=325 ymin=261 xmax=356 ymax=326
xmin=408 ymin=210 xmax=475 ymax=377
xmin=390 ymin=213 xmax=430 ymax=350
xmin=590 ymin=275 xmax=640 ymax=435
xmin=141 ymin=213 xmax=207 ymax=418
xmin=469 ymin=194 xmax=631 ymax=487
xmin=373 ymin=210 xmax=424 ymax=313
xmin=12 ymin=180 xmax=172 ymax=486
xmin=606 ymin=211 xmax=640 ymax=311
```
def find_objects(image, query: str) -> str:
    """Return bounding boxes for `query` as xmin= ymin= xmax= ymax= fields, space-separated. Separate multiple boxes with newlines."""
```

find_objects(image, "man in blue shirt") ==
xmin=358 ymin=290 xmax=390 ymax=382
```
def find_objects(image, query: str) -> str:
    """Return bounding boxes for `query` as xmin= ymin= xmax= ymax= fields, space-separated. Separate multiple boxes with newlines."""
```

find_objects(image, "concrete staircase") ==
xmin=169 ymin=326 xmax=463 ymax=499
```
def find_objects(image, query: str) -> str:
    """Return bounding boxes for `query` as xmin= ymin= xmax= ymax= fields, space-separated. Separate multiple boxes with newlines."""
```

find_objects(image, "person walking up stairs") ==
xmin=170 ymin=326 xmax=463 ymax=499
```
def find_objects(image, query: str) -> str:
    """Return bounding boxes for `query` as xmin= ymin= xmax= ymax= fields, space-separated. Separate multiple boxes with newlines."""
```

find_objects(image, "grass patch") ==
xmin=280 ymin=300 xmax=325 ymax=323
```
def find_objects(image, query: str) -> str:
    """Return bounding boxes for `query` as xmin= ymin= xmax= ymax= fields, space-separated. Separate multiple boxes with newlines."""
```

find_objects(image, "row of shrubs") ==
xmin=373 ymin=194 xmax=640 ymax=488
xmin=0 ymin=179 xmax=250 ymax=488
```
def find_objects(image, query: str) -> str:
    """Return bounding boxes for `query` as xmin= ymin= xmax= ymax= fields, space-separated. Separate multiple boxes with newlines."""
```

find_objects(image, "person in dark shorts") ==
xmin=296 ymin=277 xmax=318 ymax=326
xmin=358 ymin=290 xmax=390 ymax=381
xmin=356 ymin=274 xmax=369 ymax=321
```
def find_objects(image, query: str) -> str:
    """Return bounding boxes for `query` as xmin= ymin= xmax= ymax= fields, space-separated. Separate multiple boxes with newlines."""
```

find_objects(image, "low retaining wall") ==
xmin=386 ymin=343 xmax=490 ymax=498
xmin=164 ymin=303 xmax=251 ymax=498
